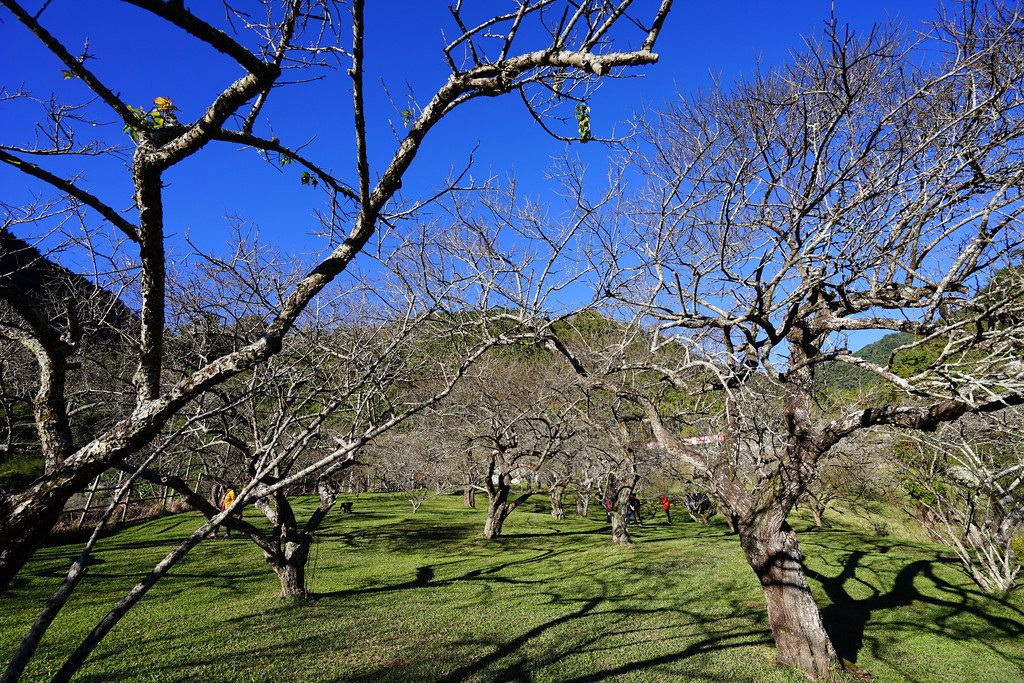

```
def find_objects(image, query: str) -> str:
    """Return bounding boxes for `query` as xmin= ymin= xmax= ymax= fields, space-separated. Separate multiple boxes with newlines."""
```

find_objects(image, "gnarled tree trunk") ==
xmin=483 ymin=471 xmax=534 ymax=540
xmin=549 ymin=479 xmax=568 ymax=520
xmin=257 ymin=478 xmax=338 ymax=599
xmin=463 ymin=484 xmax=476 ymax=508
xmin=610 ymin=507 xmax=632 ymax=545
xmin=575 ymin=488 xmax=590 ymax=517
xmin=269 ymin=538 xmax=309 ymax=599
xmin=483 ymin=498 xmax=509 ymax=539
xmin=739 ymin=515 xmax=837 ymax=678
xmin=483 ymin=466 xmax=511 ymax=540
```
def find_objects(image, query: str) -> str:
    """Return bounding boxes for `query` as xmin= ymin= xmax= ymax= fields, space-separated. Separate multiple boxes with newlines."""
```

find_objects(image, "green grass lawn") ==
xmin=2 ymin=494 xmax=1022 ymax=682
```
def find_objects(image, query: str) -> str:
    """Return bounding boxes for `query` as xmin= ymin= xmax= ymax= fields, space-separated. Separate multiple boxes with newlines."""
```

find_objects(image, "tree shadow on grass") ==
xmin=498 ymin=526 xmax=609 ymax=540
xmin=312 ymin=549 xmax=561 ymax=601
xmin=806 ymin=543 xmax=1024 ymax=667
xmin=322 ymin=521 xmax=479 ymax=552
xmin=435 ymin=597 xmax=604 ymax=683
xmin=426 ymin=594 xmax=770 ymax=683
xmin=558 ymin=628 xmax=773 ymax=683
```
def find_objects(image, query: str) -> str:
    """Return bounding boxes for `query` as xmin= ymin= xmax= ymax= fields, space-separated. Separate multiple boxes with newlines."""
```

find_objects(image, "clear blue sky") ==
xmin=1 ymin=1 xmax=941 ymax=342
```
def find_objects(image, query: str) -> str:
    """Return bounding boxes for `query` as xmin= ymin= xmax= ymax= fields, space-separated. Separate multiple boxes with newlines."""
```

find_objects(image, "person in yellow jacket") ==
xmin=209 ymin=487 xmax=240 ymax=539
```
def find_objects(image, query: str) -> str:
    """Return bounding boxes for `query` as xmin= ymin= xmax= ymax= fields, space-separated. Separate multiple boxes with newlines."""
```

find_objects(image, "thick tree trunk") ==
xmin=483 ymin=501 xmax=508 ymax=540
xmin=610 ymin=508 xmax=632 ymax=546
xmin=483 ymin=482 xmax=535 ymax=540
xmin=260 ymin=519 xmax=314 ymax=599
xmin=257 ymin=480 xmax=339 ymax=600
xmin=271 ymin=550 xmax=308 ymax=599
xmin=550 ymin=481 xmax=567 ymax=520
xmin=463 ymin=485 xmax=476 ymax=508
xmin=575 ymin=491 xmax=589 ymax=518
xmin=0 ymin=465 xmax=103 ymax=592
xmin=483 ymin=463 xmax=511 ymax=539
xmin=809 ymin=502 xmax=826 ymax=528
xmin=258 ymin=516 xmax=312 ymax=599
xmin=739 ymin=516 xmax=837 ymax=678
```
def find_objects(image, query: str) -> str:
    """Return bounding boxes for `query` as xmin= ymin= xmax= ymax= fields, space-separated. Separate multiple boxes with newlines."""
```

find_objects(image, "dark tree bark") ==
xmin=463 ymin=484 xmax=476 ymax=508
xmin=482 ymin=470 xmax=534 ymax=540
xmin=739 ymin=515 xmax=837 ymax=677
xmin=257 ymin=480 xmax=337 ymax=599
xmin=609 ymin=507 xmax=632 ymax=546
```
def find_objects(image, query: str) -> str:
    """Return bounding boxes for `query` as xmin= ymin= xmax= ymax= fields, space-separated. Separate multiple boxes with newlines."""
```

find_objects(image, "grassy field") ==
xmin=2 ymin=493 xmax=1023 ymax=682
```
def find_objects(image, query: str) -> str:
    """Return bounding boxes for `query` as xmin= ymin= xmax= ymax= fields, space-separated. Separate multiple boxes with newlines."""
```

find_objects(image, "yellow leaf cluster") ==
xmin=153 ymin=97 xmax=176 ymax=113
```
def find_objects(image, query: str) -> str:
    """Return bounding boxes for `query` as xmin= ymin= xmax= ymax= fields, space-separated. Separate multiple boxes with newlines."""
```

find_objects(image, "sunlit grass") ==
xmin=2 ymin=493 xmax=1022 ymax=682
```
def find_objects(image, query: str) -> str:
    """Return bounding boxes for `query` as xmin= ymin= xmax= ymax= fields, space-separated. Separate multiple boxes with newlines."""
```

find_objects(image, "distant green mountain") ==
xmin=817 ymin=332 xmax=917 ymax=392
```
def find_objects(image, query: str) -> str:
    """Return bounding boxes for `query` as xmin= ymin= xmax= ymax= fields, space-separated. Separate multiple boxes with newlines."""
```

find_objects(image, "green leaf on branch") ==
xmin=123 ymin=99 xmax=180 ymax=143
xmin=575 ymin=103 xmax=592 ymax=143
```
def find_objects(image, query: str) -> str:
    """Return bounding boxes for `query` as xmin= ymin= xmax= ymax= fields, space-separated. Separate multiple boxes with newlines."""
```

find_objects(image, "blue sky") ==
xmin=0 ymin=1 xmax=942 ymax=347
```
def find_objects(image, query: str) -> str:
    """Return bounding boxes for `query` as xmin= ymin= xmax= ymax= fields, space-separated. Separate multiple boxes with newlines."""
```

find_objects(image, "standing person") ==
xmin=209 ymin=486 xmax=239 ymax=539
xmin=659 ymin=495 xmax=672 ymax=525
xmin=603 ymin=496 xmax=613 ymax=523
xmin=221 ymin=487 xmax=239 ymax=539
xmin=628 ymin=494 xmax=643 ymax=526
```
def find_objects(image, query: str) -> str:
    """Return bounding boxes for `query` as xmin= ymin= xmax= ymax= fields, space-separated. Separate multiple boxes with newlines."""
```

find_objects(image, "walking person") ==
xmin=659 ymin=495 xmax=672 ymax=525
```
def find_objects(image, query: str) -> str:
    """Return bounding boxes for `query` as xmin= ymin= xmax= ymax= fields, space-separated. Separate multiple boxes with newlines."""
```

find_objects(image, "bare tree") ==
xmin=900 ymin=412 xmax=1024 ymax=593
xmin=586 ymin=403 xmax=648 ymax=545
xmin=531 ymin=6 xmax=1024 ymax=678
xmin=434 ymin=355 xmax=576 ymax=539
xmin=365 ymin=426 xmax=452 ymax=513
xmin=149 ymin=332 xmax=364 ymax=600
xmin=0 ymin=0 xmax=674 ymax=598
xmin=798 ymin=432 xmax=894 ymax=528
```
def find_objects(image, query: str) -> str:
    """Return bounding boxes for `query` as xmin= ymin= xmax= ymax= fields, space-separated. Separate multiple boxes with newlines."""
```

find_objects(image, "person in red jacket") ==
xmin=659 ymin=495 xmax=672 ymax=525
